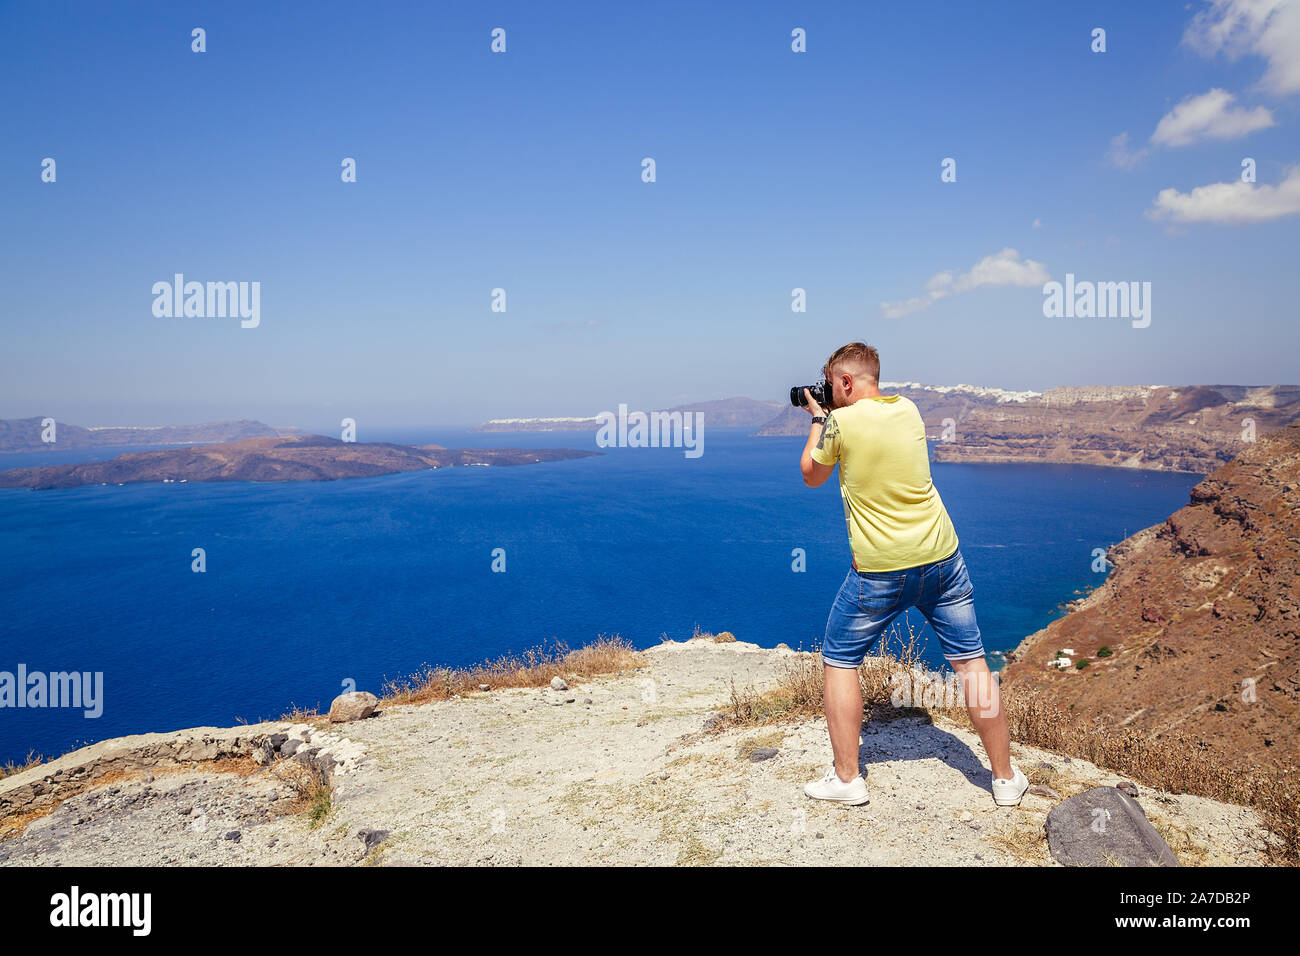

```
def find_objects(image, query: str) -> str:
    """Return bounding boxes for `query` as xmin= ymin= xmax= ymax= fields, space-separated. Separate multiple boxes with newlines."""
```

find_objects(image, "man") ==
xmin=798 ymin=342 xmax=1028 ymax=807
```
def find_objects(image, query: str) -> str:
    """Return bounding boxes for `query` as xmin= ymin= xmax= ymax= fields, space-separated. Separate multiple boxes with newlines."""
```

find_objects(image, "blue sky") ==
xmin=2 ymin=0 xmax=1298 ymax=429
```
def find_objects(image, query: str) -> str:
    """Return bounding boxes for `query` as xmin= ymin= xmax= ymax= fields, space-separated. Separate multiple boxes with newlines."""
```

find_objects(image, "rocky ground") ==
xmin=0 ymin=639 xmax=1268 ymax=867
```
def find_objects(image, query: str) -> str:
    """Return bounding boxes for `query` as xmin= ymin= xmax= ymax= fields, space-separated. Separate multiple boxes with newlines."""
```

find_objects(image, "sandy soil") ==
xmin=0 ymin=638 xmax=1268 ymax=866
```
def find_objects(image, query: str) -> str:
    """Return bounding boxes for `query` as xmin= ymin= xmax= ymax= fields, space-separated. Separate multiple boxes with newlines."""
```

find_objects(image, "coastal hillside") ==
xmin=0 ymin=435 xmax=598 ymax=490
xmin=1001 ymin=421 xmax=1300 ymax=774
xmin=0 ymin=639 xmax=1266 ymax=866
xmin=0 ymin=417 xmax=300 ymax=453
xmin=930 ymin=385 xmax=1300 ymax=473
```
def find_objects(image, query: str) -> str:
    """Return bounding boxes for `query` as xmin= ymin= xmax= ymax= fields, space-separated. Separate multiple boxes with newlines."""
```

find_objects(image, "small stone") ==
xmin=328 ymin=691 xmax=379 ymax=723
xmin=959 ymin=811 xmax=973 ymax=822
xmin=815 ymin=832 xmax=824 ymax=839
xmin=565 ymin=697 xmax=576 ymax=704
xmin=224 ymin=831 xmax=241 ymax=842
xmin=1116 ymin=780 xmax=1139 ymax=798
xmin=357 ymin=828 xmax=390 ymax=851
xmin=584 ymin=698 xmax=593 ymax=705
xmin=1028 ymin=784 xmax=1062 ymax=800
xmin=550 ymin=677 xmax=568 ymax=691
xmin=479 ymin=684 xmax=490 ymax=691
xmin=749 ymin=747 xmax=779 ymax=762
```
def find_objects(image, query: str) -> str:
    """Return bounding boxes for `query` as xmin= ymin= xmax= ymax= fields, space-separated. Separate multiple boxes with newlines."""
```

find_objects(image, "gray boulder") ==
xmin=1044 ymin=786 xmax=1180 ymax=867
xmin=328 ymin=691 xmax=379 ymax=723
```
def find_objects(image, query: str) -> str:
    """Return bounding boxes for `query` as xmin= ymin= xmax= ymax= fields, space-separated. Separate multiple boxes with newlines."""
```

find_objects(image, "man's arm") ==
xmin=799 ymin=389 xmax=835 ymax=487
xmin=801 ymin=424 xmax=835 ymax=487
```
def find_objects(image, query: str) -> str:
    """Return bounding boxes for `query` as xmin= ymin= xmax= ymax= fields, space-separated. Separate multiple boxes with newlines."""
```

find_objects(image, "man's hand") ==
xmin=802 ymin=388 xmax=826 ymax=419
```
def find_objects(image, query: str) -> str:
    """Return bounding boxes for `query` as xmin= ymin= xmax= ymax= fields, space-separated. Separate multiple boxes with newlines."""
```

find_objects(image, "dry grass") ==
xmin=279 ymin=703 xmax=324 ymax=722
xmin=1002 ymin=687 xmax=1299 ymax=864
xmin=380 ymin=634 xmax=644 ymax=706
xmin=0 ymin=750 xmax=45 ymax=781
xmin=986 ymin=818 xmax=1052 ymax=865
xmin=715 ymin=621 xmax=946 ymax=731
xmin=274 ymin=760 xmax=334 ymax=828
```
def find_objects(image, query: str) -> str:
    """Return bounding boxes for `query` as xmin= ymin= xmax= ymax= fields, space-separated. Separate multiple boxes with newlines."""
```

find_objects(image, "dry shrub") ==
xmin=719 ymin=620 xmax=944 ymax=730
xmin=275 ymin=760 xmax=333 ymax=828
xmin=0 ymin=750 xmax=44 ymax=781
xmin=380 ymin=634 xmax=644 ymax=706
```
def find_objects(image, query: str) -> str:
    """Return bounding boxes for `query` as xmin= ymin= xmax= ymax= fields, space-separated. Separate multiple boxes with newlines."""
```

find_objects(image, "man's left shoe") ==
xmin=991 ymin=765 xmax=1029 ymax=806
xmin=804 ymin=767 xmax=869 ymax=805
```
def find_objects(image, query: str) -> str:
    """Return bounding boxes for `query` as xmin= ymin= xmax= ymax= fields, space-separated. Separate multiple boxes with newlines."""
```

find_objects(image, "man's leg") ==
xmin=949 ymin=656 xmax=1012 ymax=780
xmin=823 ymin=664 xmax=863 ymax=782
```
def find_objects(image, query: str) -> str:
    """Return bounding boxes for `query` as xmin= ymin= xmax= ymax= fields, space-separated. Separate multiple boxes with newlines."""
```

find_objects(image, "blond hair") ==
xmin=824 ymin=342 xmax=880 ymax=384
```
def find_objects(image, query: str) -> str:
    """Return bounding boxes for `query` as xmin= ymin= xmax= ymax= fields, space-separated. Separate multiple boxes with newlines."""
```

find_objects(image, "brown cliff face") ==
xmin=932 ymin=385 xmax=1300 ymax=473
xmin=1000 ymin=421 xmax=1300 ymax=774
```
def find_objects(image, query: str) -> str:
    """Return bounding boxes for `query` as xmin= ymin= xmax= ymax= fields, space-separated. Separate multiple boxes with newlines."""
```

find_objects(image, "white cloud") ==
xmin=1151 ymin=88 xmax=1275 ymax=145
xmin=881 ymin=248 xmax=1050 ymax=318
xmin=1106 ymin=132 xmax=1150 ymax=169
xmin=1147 ymin=164 xmax=1300 ymax=224
xmin=1184 ymin=0 xmax=1300 ymax=95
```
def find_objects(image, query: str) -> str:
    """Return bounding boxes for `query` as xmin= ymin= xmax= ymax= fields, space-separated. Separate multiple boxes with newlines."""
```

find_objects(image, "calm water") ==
xmin=0 ymin=427 xmax=1200 ymax=765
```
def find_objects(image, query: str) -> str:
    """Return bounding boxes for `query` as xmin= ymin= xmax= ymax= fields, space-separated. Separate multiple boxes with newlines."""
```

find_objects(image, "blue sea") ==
xmin=0 ymin=427 xmax=1200 ymax=766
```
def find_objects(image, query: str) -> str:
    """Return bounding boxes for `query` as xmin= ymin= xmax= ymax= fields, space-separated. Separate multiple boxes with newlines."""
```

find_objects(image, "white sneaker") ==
xmin=991 ymin=765 xmax=1029 ymax=806
xmin=804 ymin=767 xmax=869 ymax=805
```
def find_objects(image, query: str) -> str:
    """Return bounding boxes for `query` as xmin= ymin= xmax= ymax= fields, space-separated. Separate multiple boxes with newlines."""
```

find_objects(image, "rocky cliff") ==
xmin=931 ymin=385 xmax=1300 ymax=473
xmin=1000 ymin=421 xmax=1300 ymax=774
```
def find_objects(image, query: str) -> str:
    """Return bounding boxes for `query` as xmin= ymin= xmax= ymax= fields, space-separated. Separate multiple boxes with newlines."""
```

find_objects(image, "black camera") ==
xmin=790 ymin=380 xmax=833 ymax=408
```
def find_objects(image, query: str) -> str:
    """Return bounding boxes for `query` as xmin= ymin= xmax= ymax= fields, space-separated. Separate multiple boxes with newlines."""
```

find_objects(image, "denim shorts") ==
xmin=821 ymin=547 xmax=985 ymax=668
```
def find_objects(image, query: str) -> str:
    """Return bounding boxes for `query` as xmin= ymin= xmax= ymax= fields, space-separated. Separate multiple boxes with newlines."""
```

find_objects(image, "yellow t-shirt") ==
xmin=810 ymin=394 xmax=959 ymax=572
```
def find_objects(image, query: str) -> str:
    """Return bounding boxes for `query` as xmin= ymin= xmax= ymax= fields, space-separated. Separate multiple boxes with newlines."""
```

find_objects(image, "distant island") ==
xmin=484 ymin=383 xmax=1297 ymax=475
xmin=0 ymin=435 xmax=598 ymax=490
xmin=0 ymin=417 xmax=301 ymax=453
xmin=472 ymin=397 xmax=783 ymax=432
